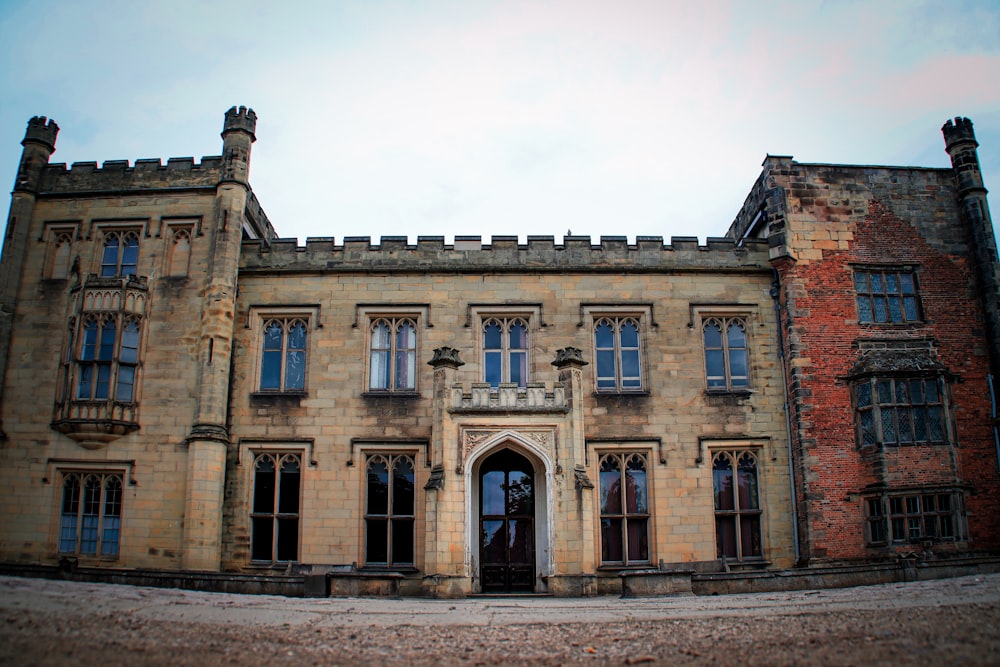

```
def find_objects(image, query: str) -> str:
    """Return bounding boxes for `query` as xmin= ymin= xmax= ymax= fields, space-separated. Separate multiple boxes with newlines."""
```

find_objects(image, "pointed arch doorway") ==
xmin=479 ymin=448 xmax=535 ymax=593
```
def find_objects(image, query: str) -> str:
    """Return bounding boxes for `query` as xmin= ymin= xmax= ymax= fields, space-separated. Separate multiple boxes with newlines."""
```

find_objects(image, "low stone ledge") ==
xmin=620 ymin=570 xmax=694 ymax=597
xmin=327 ymin=571 xmax=404 ymax=597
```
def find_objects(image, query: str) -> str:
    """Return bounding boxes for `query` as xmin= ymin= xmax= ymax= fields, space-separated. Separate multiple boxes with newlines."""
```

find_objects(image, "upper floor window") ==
xmin=855 ymin=376 xmax=947 ymax=447
xmin=369 ymin=318 xmax=417 ymax=392
xmin=598 ymin=452 xmax=649 ymax=565
xmin=75 ymin=314 xmax=142 ymax=403
xmin=594 ymin=317 xmax=642 ymax=392
xmin=167 ymin=227 xmax=192 ymax=277
xmin=250 ymin=452 xmax=301 ymax=562
xmin=483 ymin=317 xmax=528 ymax=389
xmin=854 ymin=268 xmax=920 ymax=324
xmin=260 ymin=319 xmax=307 ymax=392
xmin=712 ymin=450 xmax=762 ymax=561
xmin=100 ymin=231 xmax=140 ymax=278
xmin=703 ymin=317 xmax=749 ymax=391
xmin=58 ymin=471 xmax=123 ymax=557
xmin=364 ymin=453 xmax=416 ymax=567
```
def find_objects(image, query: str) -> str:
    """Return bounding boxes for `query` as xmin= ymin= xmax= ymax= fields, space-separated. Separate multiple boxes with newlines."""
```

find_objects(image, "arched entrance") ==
xmin=479 ymin=448 xmax=535 ymax=593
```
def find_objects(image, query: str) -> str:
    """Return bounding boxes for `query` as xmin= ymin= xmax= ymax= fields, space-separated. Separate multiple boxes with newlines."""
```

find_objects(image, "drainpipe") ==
xmin=771 ymin=269 xmax=801 ymax=564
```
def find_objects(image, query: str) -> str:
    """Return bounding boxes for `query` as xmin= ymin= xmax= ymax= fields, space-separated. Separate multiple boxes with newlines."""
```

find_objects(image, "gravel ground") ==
xmin=1 ymin=573 xmax=999 ymax=666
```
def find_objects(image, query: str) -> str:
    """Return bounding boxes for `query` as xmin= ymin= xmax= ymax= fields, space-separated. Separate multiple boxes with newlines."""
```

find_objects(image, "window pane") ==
xmin=601 ymin=518 xmax=623 ymax=562
xmin=713 ymin=457 xmax=735 ymax=511
xmin=726 ymin=321 xmax=746 ymax=348
xmin=482 ymin=470 xmax=505 ymax=516
xmin=509 ymin=321 xmax=527 ymax=349
xmin=705 ymin=350 xmax=725 ymax=387
xmin=900 ymin=273 xmax=914 ymax=294
xmin=599 ymin=459 xmax=622 ymax=514
xmin=904 ymin=297 xmax=918 ymax=320
xmin=625 ymin=457 xmax=647 ymax=513
xmin=621 ymin=349 xmax=640 ymax=387
xmin=510 ymin=351 xmax=527 ymax=388
xmin=260 ymin=350 xmax=281 ymax=390
xmin=366 ymin=519 xmax=388 ymax=563
xmin=276 ymin=518 xmax=298 ymax=561
xmin=873 ymin=297 xmax=888 ymax=322
xmin=396 ymin=349 xmax=416 ymax=390
xmin=596 ymin=349 xmax=616 ymax=388
xmin=626 ymin=518 xmax=648 ymax=562
xmin=253 ymin=458 xmax=276 ymax=514
xmin=284 ymin=350 xmax=305 ymax=390
xmin=595 ymin=321 xmax=614 ymax=348
xmin=484 ymin=322 xmax=502 ymax=349
xmin=729 ymin=349 xmax=748 ymax=384
xmin=854 ymin=272 xmax=869 ymax=292
xmin=870 ymin=273 xmax=883 ymax=293
xmin=99 ymin=321 xmax=116 ymax=361
xmin=120 ymin=322 xmax=140 ymax=364
xmin=881 ymin=406 xmax=897 ymax=443
xmin=251 ymin=517 xmax=274 ymax=560
xmin=392 ymin=518 xmax=414 ymax=564
xmin=392 ymin=457 xmax=415 ymax=516
xmin=481 ymin=520 xmax=506 ymax=564
xmin=716 ymin=516 xmax=737 ymax=558
xmin=287 ymin=321 xmax=307 ymax=350
xmin=94 ymin=365 xmax=111 ymax=400
xmin=370 ymin=350 xmax=389 ymax=390
xmin=740 ymin=515 xmax=762 ymax=557
xmin=508 ymin=519 xmax=532 ymax=563
xmin=888 ymin=296 xmax=902 ymax=322
xmin=860 ymin=410 xmax=876 ymax=445
xmin=100 ymin=237 xmax=119 ymax=277
xmin=857 ymin=297 xmax=873 ymax=322
xmin=885 ymin=273 xmax=898 ymax=294
xmin=484 ymin=351 xmax=502 ymax=388
xmin=115 ymin=366 xmax=135 ymax=402
xmin=507 ymin=470 xmax=533 ymax=515
xmin=737 ymin=455 xmax=759 ymax=510
xmin=620 ymin=321 xmax=639 ymax=348
xmin=703 ymin=321 xmax=722 ymax=348
xmin=120 ymin=237 xmax=139 ymax=276
xmin=278 ymin=458 xmax=300 ymax=515
xmin=81 ymin=321 xmax=99 ymax=360
xmin=367 ymin=459 xmax=389 ymax=515
xmin=77 ymin=366 xmax=93 ymax=400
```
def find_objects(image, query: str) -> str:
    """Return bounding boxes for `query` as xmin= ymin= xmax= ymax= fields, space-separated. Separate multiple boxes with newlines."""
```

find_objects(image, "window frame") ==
xmin=702 ymin=316 xmax=751 ymax=392
xmin=711 ymin=449 xmax=763 ymax=562
xmin=363 ymin=452 xmax=417 ymax=568
xmin=70 ymin=313 xmax=144 ymax=404
xmin=597 ymin=451 xmax=651 ymax=567
xmin=248 ymin=307 xmax=318 ymax=396
xmin=249 ymin=451 xmax=302 ymax=563
xmin=367 ymin=316 xmax=419 ymax=393
xmin=592 ymin=316 xmax=644 ymax=393
xmin=98 ymin=229 xmax=141 ymax=278
xmin=57 ymin=470 xmax=124 ymax=559
xmin=480 ymin=315 xmax=531 ymax=390
xmin=853 ymin=375 xmax=949 ymax=447
xmin=853 ymin=266 xmax=922 ymax=324
xmin=865 ymin=491 xmax=964 ymax=546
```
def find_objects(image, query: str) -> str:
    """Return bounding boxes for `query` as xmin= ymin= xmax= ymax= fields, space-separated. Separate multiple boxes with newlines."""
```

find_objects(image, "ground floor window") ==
xmin=59 ymin=472 xmax=123 ymax=557
xmin=712 ymin=450 xmax=762 ymax=560
xmin=598 ymin=452 xmax=649 ymax=565
xmin=250 ymin=452 xmax=301 ymax=562
xmin=365 ymin=453 xmax=415 ymax=567
xmin=866 ymin=491 xmax=963 ymax=545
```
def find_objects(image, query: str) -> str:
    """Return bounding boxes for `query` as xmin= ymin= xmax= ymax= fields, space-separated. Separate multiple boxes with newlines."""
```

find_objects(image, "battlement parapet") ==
xmin=223 ymin=105 xmax=257 ymax=141
xmin=942 ymin=117 xmax=976 ymax=148
xmin=23 ymin=116 xmax=59 ymax=151
xmin=240 ymin=234 xmax=770 ymax=274
xmin=37 ymin=155 xmax=225 ymax=194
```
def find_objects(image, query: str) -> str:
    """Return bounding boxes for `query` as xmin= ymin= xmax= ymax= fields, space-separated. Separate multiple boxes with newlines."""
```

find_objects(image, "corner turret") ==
xmin=220 ymin=105 xmax=256 ymax=185
xmin=14 ymin=116 xmax=59 ymax=193
xmin=942 ymin=116 xmax=1000 ymax=386
xmin=942 ymin=116 xmax=986 ymax=196
xmin=22 ymin=116 xmax=59 ymax=153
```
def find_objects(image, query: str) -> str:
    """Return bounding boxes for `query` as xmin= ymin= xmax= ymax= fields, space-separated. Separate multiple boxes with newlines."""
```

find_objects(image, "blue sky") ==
xmin=1 ymin=0 xmax=998 ymax=244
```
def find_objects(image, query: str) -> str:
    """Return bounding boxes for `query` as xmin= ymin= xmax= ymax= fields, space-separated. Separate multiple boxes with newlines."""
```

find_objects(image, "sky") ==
xmin=1 ymin=0 xmax=998 ymax=246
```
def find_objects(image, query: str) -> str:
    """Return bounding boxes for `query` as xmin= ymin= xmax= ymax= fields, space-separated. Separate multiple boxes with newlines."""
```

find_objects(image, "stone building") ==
xmin=0 ymin=108 xmax=996 ymax=596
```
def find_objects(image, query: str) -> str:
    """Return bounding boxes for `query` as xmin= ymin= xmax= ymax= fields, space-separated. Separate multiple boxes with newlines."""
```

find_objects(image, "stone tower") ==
xmin=941 ymin=117 xmax=1000 ymax=385
xmin=0 ymin=116 xmax=59 ymax=437
xmin=182 ymin=106 xmax=257 ymax=570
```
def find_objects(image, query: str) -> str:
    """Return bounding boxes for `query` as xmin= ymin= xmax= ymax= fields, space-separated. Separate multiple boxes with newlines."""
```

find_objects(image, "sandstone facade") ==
xmin=0 ymin=109 xmax=996 ymax=596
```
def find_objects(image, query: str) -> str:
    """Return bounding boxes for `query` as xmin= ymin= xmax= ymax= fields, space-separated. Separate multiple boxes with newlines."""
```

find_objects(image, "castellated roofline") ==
xmin=37 ymin=155 xmax=227 ymax=193
xmin=240 ymin=235 xmax=770 ymax=273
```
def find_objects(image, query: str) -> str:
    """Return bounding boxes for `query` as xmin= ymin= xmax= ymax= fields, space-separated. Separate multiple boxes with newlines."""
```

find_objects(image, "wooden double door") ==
xmin=479 ymin=449 xmax=535 ymax=593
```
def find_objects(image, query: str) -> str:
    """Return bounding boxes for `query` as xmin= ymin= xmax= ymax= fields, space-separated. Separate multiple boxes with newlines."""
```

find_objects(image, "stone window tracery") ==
xmin=598 ymin=452 xmax=649 ymax=565
xmin=99 ymin=230 xmax=139 ymax=278
xmin=594 ymin=317 xmax=642 ymax=392
xmin=259 ymin=318 xmax=307 ymax=392
xmin=250 ymin=452 xmax=301 ymax=562
xmin=364 ymin=453 xmax=416 ymax=567
xmin=483 ymin=317 xmax=528 ymax=389
xmin=58 ymin=471 xmax=123 ymax=558
xmin=712 ymin=450 xmax=762 ymax=561
xmin=702 ymin=317 xmax=750 ymax=390
xmin=368 ymin=318 xmax=417 ymax=392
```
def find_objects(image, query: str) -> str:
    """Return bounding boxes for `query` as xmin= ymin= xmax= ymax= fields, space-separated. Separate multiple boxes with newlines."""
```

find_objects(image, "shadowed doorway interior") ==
xmin=479 ymin=448 xmax=535 ymax=593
